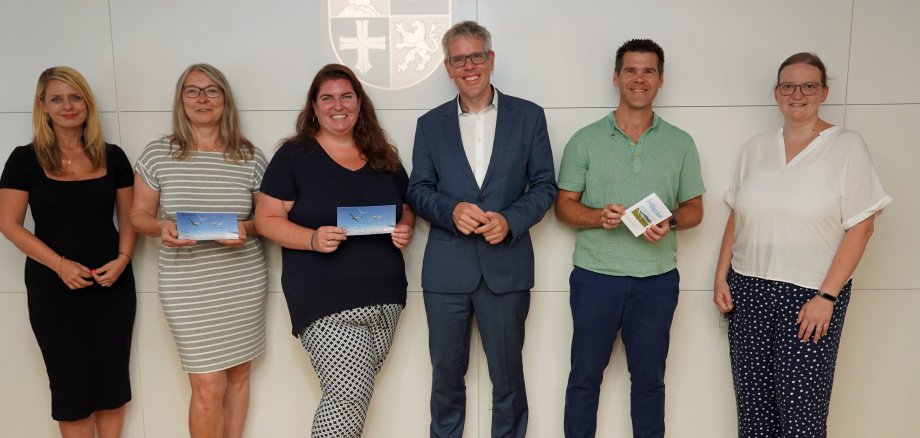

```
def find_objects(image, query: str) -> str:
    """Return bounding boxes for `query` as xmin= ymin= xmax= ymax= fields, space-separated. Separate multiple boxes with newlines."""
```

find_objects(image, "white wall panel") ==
xmin=482 ymin=0 xmax=851 ymax=108
xmin=0 ymin=293 xmax=60 ymax=437
xmin=109 ymin=0 xmax=479 ymax=112
xmin=829 ymin=290 xmax=920 ymax=437
xmin=848 ymin=0 xmax=920 ymax=104
xmin=0 ymin=0 xmax=117 ymax=112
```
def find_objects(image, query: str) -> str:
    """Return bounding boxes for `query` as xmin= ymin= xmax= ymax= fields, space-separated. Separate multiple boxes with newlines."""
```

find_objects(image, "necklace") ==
xmin=61 ymin=158 xmax=72 ymax=168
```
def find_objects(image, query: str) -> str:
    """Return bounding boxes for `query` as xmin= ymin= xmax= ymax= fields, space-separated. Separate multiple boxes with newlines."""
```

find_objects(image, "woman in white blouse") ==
xmin=713 ymin=53 xmax=891 ymax=438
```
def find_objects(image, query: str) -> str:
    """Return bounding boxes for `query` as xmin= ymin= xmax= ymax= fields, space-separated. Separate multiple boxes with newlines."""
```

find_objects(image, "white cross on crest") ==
xmin=338 ymin=20 xmax=386 ymax=74
xmin=328 ymin=0 xmax=451 ymax=90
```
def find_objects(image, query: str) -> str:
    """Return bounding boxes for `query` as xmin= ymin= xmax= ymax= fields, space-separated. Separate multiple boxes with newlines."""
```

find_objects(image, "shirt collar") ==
xmin=607 ymin=110 xmax=661 ymax=139
xmin=456 ymin=87 xmax=499 ymax=116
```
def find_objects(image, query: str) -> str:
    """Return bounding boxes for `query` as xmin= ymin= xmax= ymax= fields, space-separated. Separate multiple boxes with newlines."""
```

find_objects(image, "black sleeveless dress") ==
xmin=0 ymin=144 xmax=136 ymax=421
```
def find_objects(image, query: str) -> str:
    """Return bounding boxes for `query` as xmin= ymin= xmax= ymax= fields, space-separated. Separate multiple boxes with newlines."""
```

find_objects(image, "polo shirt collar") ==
xmin=607 ymin=111 xmax=661 ymax=139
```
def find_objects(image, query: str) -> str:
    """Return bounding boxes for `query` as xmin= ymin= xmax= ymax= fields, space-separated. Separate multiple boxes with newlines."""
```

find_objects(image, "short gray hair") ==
xmin=441 ymin=20 xmax=492 ymax=57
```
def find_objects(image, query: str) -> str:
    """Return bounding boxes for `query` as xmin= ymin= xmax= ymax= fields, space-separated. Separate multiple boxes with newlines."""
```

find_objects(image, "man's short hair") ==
xmin=441 ymin=20 xmax=492 ymax=57
xmin=615 ymin=39 xmax=664 ymax=76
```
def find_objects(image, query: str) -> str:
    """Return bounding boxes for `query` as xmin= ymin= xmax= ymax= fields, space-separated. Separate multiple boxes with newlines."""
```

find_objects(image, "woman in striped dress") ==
xmin=130 ymin=64 xmax=268 ymax=438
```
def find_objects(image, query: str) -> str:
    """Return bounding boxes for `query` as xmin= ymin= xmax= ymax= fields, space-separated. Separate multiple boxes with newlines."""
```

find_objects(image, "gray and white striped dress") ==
xmin=136 ymin=139 xmax=268 ymax=373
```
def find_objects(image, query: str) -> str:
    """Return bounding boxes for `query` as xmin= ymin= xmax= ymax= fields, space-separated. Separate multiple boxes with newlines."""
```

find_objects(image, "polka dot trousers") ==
xmin=727 ymin=269 xmax=851 ymax=438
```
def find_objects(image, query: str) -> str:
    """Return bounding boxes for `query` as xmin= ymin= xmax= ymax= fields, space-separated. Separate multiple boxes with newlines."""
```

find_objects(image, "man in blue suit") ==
xmin=408 ymin=20 xmax=557 ymax=438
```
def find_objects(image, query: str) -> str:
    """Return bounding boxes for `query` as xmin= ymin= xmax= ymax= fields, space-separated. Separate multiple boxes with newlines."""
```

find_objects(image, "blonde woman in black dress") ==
xmin=0 ymin=67 xmax=136 ymax=438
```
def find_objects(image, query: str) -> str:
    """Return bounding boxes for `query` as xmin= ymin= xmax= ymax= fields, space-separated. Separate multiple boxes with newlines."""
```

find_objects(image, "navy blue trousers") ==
xmin=564 ymin=267 xmax=680 ymax=438
xmin=727 ymin=269 xmax=851 ymax=438
xmin=424 ymin=279 xmax=530 ymax=438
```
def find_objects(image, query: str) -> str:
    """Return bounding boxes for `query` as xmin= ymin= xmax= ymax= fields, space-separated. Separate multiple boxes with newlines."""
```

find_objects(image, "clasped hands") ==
xmin=453 ymin=202 xmax=509 ymax=244
xmin=59 ymin=253 xmax=129 ymax=290
xmin=600 ymin=203 xmax=669 ymax=243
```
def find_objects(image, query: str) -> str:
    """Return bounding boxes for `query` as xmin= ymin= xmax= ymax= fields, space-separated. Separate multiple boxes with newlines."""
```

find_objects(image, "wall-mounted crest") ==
xmin=329 ymin=0 xmax=451 ymax=90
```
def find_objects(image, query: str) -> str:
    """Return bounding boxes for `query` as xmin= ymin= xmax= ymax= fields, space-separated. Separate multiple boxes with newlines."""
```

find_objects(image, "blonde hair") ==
xmin=169 ymin=63 xmax=254 ymax=161
xmin=32 ymin=66 xmax=106 ymax=173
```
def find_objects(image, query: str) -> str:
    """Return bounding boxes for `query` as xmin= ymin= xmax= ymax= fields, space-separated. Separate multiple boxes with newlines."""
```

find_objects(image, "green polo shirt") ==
xmin=558 ymin=111 xmax=705 ymax=277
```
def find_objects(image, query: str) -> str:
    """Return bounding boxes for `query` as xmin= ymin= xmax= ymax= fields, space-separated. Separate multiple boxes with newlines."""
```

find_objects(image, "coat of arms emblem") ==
xmin=329 ymin=0 xmax=451 ymax=90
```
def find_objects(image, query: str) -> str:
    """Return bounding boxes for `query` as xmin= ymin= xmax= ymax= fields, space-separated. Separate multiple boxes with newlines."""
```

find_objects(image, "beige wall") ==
xmin=0 ymin=0 xmax=917 ymax=436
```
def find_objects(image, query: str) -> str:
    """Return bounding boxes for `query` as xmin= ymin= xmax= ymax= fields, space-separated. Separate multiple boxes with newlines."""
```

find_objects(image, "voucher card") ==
xmin=176 ymin=212 xmax=239 ymax=240
xmin=622 ymin=193 xmax=672 ymax=237
xmin=336 ymin=205 xmax=396 ymax=235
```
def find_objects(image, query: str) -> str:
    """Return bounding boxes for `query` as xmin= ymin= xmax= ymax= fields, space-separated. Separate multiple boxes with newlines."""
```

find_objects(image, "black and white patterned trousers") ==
xmin=299 ymin=304 xmax=403 ymax=438
xmin=727 ymin=269 xmax=851 ymax=438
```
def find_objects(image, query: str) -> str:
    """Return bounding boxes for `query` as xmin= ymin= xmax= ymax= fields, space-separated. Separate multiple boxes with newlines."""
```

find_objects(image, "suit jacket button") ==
xmin=477 ymin=196 xmax=485 ymax=202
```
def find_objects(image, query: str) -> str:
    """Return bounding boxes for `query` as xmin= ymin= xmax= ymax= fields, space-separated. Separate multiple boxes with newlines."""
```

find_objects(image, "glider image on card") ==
xmin=622 ymin=193 xmax=672 ymax=237
xmin=336 ymin=205 xmax=396 ymax=235
xmin=176 ymin=212 xmax=239 ymax=240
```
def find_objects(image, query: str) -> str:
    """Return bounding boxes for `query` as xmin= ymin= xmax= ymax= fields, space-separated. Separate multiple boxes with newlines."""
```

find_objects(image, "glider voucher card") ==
xmin=336 ymin=205 xmax=396 ymax=235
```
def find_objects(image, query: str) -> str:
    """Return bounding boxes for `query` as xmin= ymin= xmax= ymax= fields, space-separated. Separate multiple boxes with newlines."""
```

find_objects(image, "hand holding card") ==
xmin=176 ymin=212 xmax=240 ymax=240
xmin=622 ymin=194 xmax=672 ymax=237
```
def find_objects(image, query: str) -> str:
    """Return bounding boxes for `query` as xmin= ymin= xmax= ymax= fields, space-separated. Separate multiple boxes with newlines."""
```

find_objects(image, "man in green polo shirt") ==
xmin=555 ymin=39 xmax=705 ymax=438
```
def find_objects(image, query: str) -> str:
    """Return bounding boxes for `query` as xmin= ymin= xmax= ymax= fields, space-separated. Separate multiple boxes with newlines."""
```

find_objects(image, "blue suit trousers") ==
xmin=424 ymin=280 xmax=530 ymax=438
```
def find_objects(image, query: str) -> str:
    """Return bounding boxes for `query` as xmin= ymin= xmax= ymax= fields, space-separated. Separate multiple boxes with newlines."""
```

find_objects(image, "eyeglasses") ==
xmin=183 ymin=86 xmax=222 ymax=99
xmin=776 ymin=82 xmax=824 ymax=96
xmin=446 ymin=51 xmax=490 ymax=68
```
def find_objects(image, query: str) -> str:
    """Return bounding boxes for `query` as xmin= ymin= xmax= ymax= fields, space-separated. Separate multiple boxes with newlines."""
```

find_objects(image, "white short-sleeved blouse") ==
xmin=725 ymin=126 xmax=892 ymax=290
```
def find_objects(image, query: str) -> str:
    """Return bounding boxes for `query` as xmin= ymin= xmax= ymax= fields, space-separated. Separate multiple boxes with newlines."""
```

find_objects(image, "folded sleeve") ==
xmin=840 ymin=132 xmax=892 ymax=229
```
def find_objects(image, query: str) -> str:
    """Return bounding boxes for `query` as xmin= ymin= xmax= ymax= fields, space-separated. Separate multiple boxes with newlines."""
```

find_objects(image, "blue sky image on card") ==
xmin=176 ymin=212 xmax=239 ymax=240
xmin=336 ymin=204 xmax=396 ymax=235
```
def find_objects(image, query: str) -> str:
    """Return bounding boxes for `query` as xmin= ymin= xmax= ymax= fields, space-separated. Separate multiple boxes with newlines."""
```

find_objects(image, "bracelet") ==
xmin=309 ymin=229 xmax=316 ymax=251
xmin=117 ymin=251 xmax=131 ymax=262
xmin=815 ymin=290 xmax=838 ymax=303
xmin=59 ymin=256 xmax=65 ymax=278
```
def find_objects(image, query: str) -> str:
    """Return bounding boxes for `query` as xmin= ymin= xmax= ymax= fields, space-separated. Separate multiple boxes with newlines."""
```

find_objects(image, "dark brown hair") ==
xmin=289 ymin=64 xmax=400 ymax=172
xmin=777 ymin=52 xmax=828 ymax=85
xmin=615 ymin=38 xmax=664 ymax=76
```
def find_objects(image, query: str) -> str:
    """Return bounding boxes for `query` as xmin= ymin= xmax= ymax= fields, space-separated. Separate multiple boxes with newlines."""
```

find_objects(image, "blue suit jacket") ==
xmin=408 ymin=90 xmax=557 ymax=293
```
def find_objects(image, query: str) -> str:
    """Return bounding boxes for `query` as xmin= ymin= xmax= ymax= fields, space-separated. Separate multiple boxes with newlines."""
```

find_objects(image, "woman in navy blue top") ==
xmin=256 ymin=64 xmax=414 ymax=437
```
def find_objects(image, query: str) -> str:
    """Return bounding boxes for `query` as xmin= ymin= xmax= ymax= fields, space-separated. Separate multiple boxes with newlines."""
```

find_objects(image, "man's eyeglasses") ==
xmin=776 ymin=82 xmax=824 ymax=96
xmin=446 ymin=51 xmax=490 ymax=68
xmin=183 ymin=86 xmax=222 ymax=99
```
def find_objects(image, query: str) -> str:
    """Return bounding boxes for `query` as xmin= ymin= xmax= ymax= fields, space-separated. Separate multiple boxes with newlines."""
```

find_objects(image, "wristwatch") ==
xmin=815 ymin=290 xmax=838 ymax=303
xmin=668 ymin=216 xmax=678 ymax=230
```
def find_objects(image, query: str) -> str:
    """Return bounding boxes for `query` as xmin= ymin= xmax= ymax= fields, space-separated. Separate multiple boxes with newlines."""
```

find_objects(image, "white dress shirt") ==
xmin=457 ymin=91 xmax=498 ymax=188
